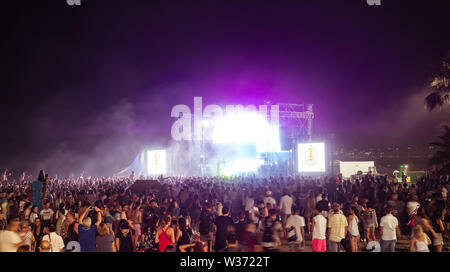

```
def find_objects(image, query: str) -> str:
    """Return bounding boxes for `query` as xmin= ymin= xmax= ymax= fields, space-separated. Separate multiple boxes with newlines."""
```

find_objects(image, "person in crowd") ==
xmin=410 ymin=224 xmax=431 ymax=252
xmin=76 ymin=206 xmax=102 ymax=252
xmin=198 ymin=203 xmax=215 ymax=252
xmin=0 ymin=218 xmax=24 ymax=252
xmin=346 ymin=206 xmax=360 ymax=252
xmin=311 ymin=208 xmax=327 ymax=252
xmin=219 ymin=233 xmax=241 ymax=252
xmin=42 ymin=223 xmax=65 ymax=252
xmin=40 ymin=202 xmax=54 ymax=226
xmin=263 ymin=191 xmax=277 ymax=209
xmin=240 ymin=222 xmax=259 ymax=252
xmin=285 ymin=207 xmax=305 ymax=252
xmin=261 ymin=208 xmax=283 ymax=252
xmin=305 ymin=190 xmax=316 ymax=234
xmin=316 ymin=194 xmax=330 ymax=218
xmin=327 ymin=203 xmax=348 ymax=252
xmin=29 ymin=205 xmax=39 ymax=225
xmin=18 ymin=221 xmax=35 ymax=251
xmin=379 ymin=207 xmax=401 ymax=252
xmin=361 ymin=204 xmax=378 ymax=242
xmin=96 ymin=223 xmax=116 ymax=252
xmin=38 ymin=240 xmax=51 ymax=252
xmin=115 ymin=219 xmax=136 ymax=252
xmin=62 ymin=212 xmax=78 ymax=245
xmin=214 ymin=206 xmax=234 ymax=251
xmin=17 ymin=245 xmax=31 ymax=252
xmin=155 ymin=215 xmax=175 ymax=252
xmin=55 ymin=208 xmax=65 ymax=236
xmin=176 ymin=217 xmax=193 ymax=251
xmin=279 ymin=189 xmax=293 ymax=226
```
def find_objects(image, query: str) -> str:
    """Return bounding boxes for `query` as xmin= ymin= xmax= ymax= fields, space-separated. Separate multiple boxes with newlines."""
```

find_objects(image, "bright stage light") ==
xmin=146 ymin=150 xmax=167 ymax=175
xmin=211 ymin=111 xmax=281 ymax=152
xmin=298 ymin=142 xmax=325 ymax=172
xmin=220 ymin=159 xmax=264 ymax=176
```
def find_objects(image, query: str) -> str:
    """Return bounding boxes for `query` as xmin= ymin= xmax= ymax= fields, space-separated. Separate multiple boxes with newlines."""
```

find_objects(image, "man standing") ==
xmin=75 ymin=206 xmax=102 ymax=252
xmin=311 ymin=209 xmax=327 ymax=252
xmin=199 ymin=203 xmax=215 ymax=252
xmin=214 ymin=207 xmax=234 ymax=251
xmin=42 ymin=223 xmax=65 ymax=252
xmin=263 ymin=191 xmax=277 ymax=208
xmin=0 ymin=218 xmax=24 ymax=252
xmin=279 ymin=189 xmax=293 ymax=226
xmin=40 ymin=202 xmax=54 ymax=226
xmin=379 ymin=207 xmax=401 ymax=252
xmin=285 ymin=207 xmax=306 ymax=252
xmin=327 ymin=203 xmax=348 ymax=252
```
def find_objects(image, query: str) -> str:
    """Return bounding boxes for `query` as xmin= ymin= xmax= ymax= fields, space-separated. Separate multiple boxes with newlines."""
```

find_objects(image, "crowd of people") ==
xmin=0 ymin=169 xmax=449 ymax=252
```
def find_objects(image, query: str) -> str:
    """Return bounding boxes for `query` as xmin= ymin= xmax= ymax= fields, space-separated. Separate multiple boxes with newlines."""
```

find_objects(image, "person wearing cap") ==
xmin=327 ymin=203 xmax=348 ymax=252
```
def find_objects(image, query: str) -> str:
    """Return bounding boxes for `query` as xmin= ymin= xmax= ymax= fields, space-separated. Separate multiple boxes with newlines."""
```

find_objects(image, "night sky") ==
xmin=1 ymin=0 xmax=450 ymax=177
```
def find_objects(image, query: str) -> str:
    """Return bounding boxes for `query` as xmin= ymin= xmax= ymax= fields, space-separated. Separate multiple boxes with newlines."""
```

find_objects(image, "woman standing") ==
xmin=115 ymin=219 xmax=136 ymax=252
xmin=32 ymin=217 xmax=44 ymax=252
xmin=29 ymin=206 xmax=39 ymax=225
xmin=304 ymin=191 xmax=316 ymax=234
xmin=96 ymin=223 xmax=116 ymax=252
xmin=177 ymin=217 xmax=193 ymax=251
xmin=425 ymin=209 xmax=445 ymax=252
xmin=409 ymin=224 xmax=431 ymax=252
xmin=155 ymin=215 xmax=175 ymax=252
xmin=347 ymin=207 xmax=360 ymax=252
xmin=362 ymin=204 xmax=378 ymax=242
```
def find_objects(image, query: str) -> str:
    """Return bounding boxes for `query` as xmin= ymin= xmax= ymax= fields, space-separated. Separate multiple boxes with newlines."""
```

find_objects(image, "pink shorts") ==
xmin=312 ymin=239 xmax=326 ymax=252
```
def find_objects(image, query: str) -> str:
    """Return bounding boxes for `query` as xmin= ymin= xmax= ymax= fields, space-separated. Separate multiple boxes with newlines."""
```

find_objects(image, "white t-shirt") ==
xmin=286 ymin=215 xmax=305 ymax=243
xmin=279 ymin=195 xmax=293 ymax=215
xmin=0 ymin=230 xmax=22 ymax=252
xmin=263 ymin=197 xmax=277 ymax=207
xmin=40 ymin=209 xmax=54 ymax=221
xmin=380 ymin=214 xmax=398 ymax=241
xmin=29 ymin=212 xmax=38 ymax=224
xmin=248 ymin=206 xmax=259 ymax=224
xmin=244 ymin=197 xmax=255 ymax=211
xmin=312 ymin=214 xmax=327 ymax=240
xmin=42 ymin=232 xmax=65 ymax=252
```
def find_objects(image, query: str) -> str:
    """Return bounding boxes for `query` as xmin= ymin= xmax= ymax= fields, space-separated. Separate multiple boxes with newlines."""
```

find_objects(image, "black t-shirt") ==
xmin=116 ymin=230 xmax=135 ymax=252
xmin=178 ymin=228 xmax=193 ymax=247
xmin=215 ymin=216 xmax=234 ymax=242
xmin=199 ymin=211 xmax=214 ymax=235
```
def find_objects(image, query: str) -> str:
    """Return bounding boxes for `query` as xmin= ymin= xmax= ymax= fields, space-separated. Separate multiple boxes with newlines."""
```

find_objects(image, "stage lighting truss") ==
xmin=277 ymin=103 xmax=314 ymax=141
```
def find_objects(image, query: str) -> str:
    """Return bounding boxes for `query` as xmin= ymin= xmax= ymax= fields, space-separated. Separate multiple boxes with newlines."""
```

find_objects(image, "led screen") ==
xmin=147 ymin=150 xmax=167 ymax=174
xmin=298 ymin=142 xmax=325 ymax=172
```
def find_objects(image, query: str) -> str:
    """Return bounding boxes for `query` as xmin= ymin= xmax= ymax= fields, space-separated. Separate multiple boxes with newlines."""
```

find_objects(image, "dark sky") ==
xmin=1 ymin=0 xmax=450 ymax=177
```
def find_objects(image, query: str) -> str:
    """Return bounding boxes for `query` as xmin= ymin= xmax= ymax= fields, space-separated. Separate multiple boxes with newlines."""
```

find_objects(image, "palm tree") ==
xmin=428 ymin=125 xmax=450 ymax=175
xmin=425 ymin=54 xmax=450 ymax=111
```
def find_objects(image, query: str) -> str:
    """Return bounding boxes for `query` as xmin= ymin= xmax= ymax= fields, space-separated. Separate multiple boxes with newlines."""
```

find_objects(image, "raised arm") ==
xmin=95 ymin=207 xmax=102 ymax=227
